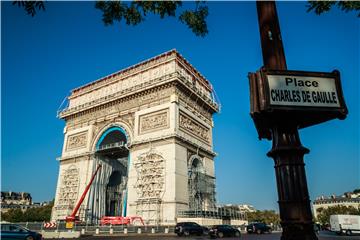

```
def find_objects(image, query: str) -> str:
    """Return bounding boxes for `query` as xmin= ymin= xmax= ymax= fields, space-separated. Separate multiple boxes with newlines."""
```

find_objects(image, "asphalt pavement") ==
xmin=59 ymin=231 xmax=360 ymax=240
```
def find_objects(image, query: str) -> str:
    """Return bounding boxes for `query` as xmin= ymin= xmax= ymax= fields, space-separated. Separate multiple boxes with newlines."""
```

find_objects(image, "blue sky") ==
xmin=1 ymin=2 xmax=359 ymax=210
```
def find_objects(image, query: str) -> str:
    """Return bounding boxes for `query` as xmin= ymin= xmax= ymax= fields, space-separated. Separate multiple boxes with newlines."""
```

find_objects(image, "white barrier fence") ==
xmin=14 ymin=221 xmax=258 ymax=235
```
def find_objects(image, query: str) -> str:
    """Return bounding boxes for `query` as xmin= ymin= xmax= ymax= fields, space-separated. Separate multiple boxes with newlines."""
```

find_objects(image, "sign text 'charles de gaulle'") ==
xmin=249 ymin=69 xmax=348 ymax=139
xmin=267 ymin=75 xmax=339 ymax=107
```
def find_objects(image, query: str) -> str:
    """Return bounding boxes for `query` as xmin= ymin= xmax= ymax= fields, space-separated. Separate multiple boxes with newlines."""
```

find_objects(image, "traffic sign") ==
xmin=43 ymin=222 xmax=57 ymax=228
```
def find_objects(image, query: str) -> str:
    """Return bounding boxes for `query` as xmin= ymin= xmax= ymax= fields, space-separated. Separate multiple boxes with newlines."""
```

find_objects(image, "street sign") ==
xmin=267 ymin=75 xmax=339 ymax=107
xmin=249 ymin=68 xmax=348 ymax=139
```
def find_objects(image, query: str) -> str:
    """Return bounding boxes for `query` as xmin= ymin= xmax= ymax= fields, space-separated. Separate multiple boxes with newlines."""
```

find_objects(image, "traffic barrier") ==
xmin=43 ymin=222 xmax=57 ymax=228
xmin=16 ymin=222 xmax=252 ymax=236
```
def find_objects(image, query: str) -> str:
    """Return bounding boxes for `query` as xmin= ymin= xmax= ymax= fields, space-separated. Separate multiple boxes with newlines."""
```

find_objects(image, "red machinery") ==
xmin=65 ymin=164 xmax=102 ymax=224
xmin=100 ymin=216 xmax=144 ymax=226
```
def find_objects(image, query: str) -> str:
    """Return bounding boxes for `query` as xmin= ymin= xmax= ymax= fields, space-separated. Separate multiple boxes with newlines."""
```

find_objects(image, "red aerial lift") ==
xmin=65 ymin=164 xmax=102 ymax=226
xmin=100 ymin=216 xmax=145 ymax=226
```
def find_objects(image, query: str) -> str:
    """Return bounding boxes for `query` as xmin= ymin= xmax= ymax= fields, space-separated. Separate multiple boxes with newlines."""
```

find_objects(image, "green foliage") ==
xmin=353 ymin=189 xmax=360 ymax=194
xmin=179 ymin=2 xmax=208 ymax=37
xmin=307 ymin=1 xmax=360 ymax=17
xmin=12 ymin=1 xmax=45 ymax=17
xmin=316 ymin=205 xmax=360 ymax=225
xmin=1 ymin=209 xmax=24 ymax=222
xmin=12 ymin=0 xmax=358 ymax=38
xmin=1 ymin=202 xmax=53 ymax=222
xmin=247 ymin=210 xmax=280 ymax=225
xmin=95 ymin=1 xmax=208 ymax=37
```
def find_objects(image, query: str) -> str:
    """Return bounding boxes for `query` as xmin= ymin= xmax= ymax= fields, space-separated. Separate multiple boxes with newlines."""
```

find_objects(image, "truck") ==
xmin=330 ymin=214 xmax=360 ymax=236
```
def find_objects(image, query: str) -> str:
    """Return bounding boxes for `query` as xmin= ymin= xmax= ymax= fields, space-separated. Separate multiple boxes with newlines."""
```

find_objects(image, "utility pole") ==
xmin=256 ymin=2 xmax=318 ymax=239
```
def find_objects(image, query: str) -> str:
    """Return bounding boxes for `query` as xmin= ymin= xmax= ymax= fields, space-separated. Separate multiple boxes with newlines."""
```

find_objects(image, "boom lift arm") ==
xmin=66 ymin=164 xmax=102 ymax=222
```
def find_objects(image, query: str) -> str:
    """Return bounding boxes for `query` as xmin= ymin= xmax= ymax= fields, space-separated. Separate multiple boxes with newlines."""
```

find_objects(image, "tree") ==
xmin=1 ymin=208 xmax=24 ymax=222
xmin=316 ymin=205 xmax=360 ymax=225
xmin=247 ymin=210 xmax=280 ymax=225
xmin=12 ymin=1 xmax=45 ymax=17
xmin=12 ymin=0 xmax=359 ymax=39
xmin=12 ymin=0 xmax=209 ymax=37
xmin=1 ymin=201 xmax=54 ymax=222
xmin=307 ymin=1 xmax=360 ymax=17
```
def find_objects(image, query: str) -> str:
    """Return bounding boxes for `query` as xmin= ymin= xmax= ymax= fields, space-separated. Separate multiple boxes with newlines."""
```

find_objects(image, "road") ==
xmin=60 ymin=231 xmax=360 ymax=240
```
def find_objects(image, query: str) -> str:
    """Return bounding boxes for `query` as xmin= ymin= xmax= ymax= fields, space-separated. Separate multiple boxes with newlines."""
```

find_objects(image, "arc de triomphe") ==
xmin=52 ymin=50 xmax=219 ymax=225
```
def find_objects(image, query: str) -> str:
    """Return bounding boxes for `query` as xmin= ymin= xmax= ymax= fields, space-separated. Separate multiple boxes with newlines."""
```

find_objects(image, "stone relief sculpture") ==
xmin=133 ymin=148 xmax=165 ymax=224
xmin=66 ymin=131 xmax=88 ymax=150
xmin=56 ymin=165 xmax=79 ymax=211
xmin=134 ymin=148 xmax=165 ymax=199
xmin=139 ymin=110 xmax=169 ymax=134
xmin=179 ymin=112 xmax=210 ymax=143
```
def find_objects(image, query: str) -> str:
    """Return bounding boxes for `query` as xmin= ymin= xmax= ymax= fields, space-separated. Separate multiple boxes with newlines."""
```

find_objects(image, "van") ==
xmin=330 ymin=214 xmax=360 ymax=236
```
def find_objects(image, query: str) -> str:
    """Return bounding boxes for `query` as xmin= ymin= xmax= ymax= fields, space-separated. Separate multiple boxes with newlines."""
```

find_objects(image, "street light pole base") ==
xmin=268 ymin=124 xmax=318 ymax=240
xmin=281 ymin=223 xmax=318 ymax=240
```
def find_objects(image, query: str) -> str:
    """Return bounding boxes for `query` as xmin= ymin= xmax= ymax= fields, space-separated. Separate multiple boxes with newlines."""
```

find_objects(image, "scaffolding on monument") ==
xmin=188 ymin=157 xmax=216 ymax=213
xmin=134 ymin=147 xmax=165 ymax=225
xmin=178 ymin=207 xmax=246 ymax=221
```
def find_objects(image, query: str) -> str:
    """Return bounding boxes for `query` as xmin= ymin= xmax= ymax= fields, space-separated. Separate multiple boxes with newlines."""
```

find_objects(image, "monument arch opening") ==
xmin=88 ymin=126 xmax=130 ymax=220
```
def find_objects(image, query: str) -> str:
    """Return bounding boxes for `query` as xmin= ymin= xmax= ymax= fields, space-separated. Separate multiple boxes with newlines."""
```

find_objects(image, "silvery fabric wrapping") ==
xmin=87 ymin=155 xmax=127 ymax=223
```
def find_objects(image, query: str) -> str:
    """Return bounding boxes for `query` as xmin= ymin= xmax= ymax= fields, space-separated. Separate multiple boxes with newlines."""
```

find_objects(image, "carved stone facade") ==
xmin=134 ymin=149 xmax=165 ymax=200
xmin=179 ymin=112 xmax=210 ymax=144
xmin=139 ymin=109 xmax=169 ymax=134
xmin=52 ymin=50 xmax=219 ymax=225
xmin=52 ymin=165 xmax=80 ymax=219
xmin=66 ymin=132 xmax=88 ymax=150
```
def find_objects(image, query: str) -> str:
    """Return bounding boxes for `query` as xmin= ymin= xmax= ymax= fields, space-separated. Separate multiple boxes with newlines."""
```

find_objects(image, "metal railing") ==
xmin=97 ymin=141 xmax=126 ymax=151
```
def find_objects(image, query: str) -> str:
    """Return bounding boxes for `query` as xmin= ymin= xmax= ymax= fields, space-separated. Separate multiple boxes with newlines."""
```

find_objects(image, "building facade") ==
xmin=312 ymin=193 xmax=360 ymax=219
xmin=1 ymin=191 xmax=32 ymax=213
xmin=51 ymin=50 xmax=220 ymax=225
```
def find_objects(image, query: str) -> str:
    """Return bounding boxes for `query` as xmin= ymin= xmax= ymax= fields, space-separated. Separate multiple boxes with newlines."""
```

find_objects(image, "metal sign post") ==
xmin=249 ymin=2 xmax=347 ymax=239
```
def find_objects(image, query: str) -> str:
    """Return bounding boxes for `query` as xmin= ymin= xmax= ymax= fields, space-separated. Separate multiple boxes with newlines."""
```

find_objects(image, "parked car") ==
xmin=246 ymin=222 xmax=272 ymax=234
xmin=174 ymin=222 xmax=208 ymax=236
xmin=1 ymin=223 xmax=43 ymax=240
xmin=209 ymin=224 xmax=241 ymax=238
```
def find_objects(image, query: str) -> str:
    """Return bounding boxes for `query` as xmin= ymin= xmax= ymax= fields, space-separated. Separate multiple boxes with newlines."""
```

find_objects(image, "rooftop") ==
xmin=69 ymin=49 xmax=213 ymax=98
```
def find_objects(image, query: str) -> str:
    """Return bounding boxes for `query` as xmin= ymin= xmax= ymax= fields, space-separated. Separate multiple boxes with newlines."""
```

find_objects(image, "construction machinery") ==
xmin=65 ymin=164 xmax=102 ymax=228
xmin=100 ymin=216 xmax=144 ymax=226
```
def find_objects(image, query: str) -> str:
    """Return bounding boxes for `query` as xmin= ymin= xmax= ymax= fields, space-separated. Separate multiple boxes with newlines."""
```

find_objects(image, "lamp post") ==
xmin=256 ymin=2 xmax=318 ymax=239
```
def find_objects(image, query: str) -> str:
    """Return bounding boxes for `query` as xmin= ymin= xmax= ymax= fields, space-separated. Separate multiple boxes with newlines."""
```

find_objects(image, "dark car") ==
xmin=246 ymin=222 xmax=272 ymax=234
xmin=209 ymin=225 xmax=241 ymax=238
xmin=175 ymin=222 xmax=207 ymax=236
xmin=1 ymin=223 xmax=43 ymax=240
